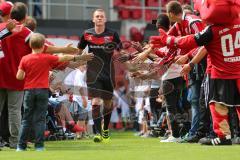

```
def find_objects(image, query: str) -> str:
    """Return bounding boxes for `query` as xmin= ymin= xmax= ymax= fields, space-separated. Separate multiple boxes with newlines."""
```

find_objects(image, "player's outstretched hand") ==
xmin=180 ymin=63 xmax=191 ymax=76
xmin=75 ymin=52 xmax=94 ymax=61
xmin=135 ymin=72 xmax=150 ymax=80
xmin=131 ymin=41 xmax=143 ymax=52
xmin=64 ymin=43 xmax=79 ymax=54
xmin=150 ymin=28 xmax=178 ymax=48
xmin=132 ymin=51 xmax=148 ymax=63
xmin=175 ymin=54 xmax=189 ymax=65
xmin=117 ymin=50 xmax=133 ymax=63
xmin=133 ymin=70 xmax=158 ymax=80
xmin=117 ymin=54 xmax=131 ymax=63
xmin=125 ymin=61 xmax=141 ymax=72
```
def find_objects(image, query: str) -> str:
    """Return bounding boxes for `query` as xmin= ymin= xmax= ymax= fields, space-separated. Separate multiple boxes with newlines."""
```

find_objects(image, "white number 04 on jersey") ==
xmin=221 ymin=31 xmax=240 ymax=57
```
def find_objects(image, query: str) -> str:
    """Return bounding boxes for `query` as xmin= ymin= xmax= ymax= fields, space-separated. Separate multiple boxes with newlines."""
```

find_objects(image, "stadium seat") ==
xmin=114 ymin=0 xmax=123 ymax=6
xmin=131 ymin=0 xmax=142 ymax=20
xmin=145 ymin=10 xmax=158 ymax=22
xmin=147 ymin=0 xmax=159 ymax=7
xmin=161 ymin=0 xmax=168 ymax=6
xmin=115 ymin=0 xmax=131 ymax=19
xmin=119 ymin=9 xmax=130 ymax=19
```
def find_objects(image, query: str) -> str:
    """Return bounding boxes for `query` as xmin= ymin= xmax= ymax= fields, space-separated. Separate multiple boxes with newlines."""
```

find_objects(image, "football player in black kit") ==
xmin=78 ymin=9 xmax=121 ymax=143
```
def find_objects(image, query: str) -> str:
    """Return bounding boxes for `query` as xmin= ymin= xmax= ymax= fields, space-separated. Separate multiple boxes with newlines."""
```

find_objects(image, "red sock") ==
xmin=66 ymin=121 xmax=84 ymax=133
xmin=71 ymin=124 xmax=84 ymax=133
xmin=209 ymin=103 xmax=230 ymax=138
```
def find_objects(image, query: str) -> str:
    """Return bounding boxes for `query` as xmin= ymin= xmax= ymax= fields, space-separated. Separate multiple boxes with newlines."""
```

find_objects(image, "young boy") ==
xmin=16 ymin=33 xmax=93 ymax=151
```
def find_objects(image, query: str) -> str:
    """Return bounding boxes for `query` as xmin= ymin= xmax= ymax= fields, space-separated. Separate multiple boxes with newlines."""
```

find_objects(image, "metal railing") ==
xmin=28 ymin=0 xmax=101 ymax=20
xmin=28 ymin=0 xmax=165 ymax=21
xmin=28 ymin=0 xmax=192 ymax=21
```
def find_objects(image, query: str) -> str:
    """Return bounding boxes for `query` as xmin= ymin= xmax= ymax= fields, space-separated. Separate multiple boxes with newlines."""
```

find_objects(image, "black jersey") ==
xmin=78 ymin=28 xmax=121 ymax=82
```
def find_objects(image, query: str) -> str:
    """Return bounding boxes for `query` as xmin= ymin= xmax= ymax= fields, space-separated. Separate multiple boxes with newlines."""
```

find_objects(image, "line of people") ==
xmin=122 ymin=0 xmax=240 ymax=145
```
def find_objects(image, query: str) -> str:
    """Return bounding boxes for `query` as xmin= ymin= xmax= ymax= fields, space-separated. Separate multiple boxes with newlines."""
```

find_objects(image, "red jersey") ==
xmin=167 ymin=12 xmax=205 ymax=60
xmin=19 ymin=53 xmax=59 ymax=89
xmin=0 ymin=23 xmax=32 ymax=90
xmin=202 ymin=24 xmax=240 ymax=79
xmin=167 ymin=12 xmax=207 ymax=77
xmin=168 ymin=12 xmax=204 ymax=36
xmin=175 ymin=19 xmax=240 ymax=79
xmin=0 ymin=23 xmax=13 ymax=58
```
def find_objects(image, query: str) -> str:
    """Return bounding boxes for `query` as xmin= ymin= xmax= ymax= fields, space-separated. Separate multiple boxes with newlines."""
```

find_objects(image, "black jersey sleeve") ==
xmin=194 ymin=25 xmax=213 ymax=46
xmin=113 ymin=31 xmax=122 ymax=51
xmin=78 ymin=33 xmax=88 ymax=49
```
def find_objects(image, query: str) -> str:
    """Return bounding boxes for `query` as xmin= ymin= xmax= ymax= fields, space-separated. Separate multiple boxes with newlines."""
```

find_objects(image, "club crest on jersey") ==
xmin=86 ymin=35 xmax=93 ymax=41
xmin=104 ymin=36 xmax=111 ymax=43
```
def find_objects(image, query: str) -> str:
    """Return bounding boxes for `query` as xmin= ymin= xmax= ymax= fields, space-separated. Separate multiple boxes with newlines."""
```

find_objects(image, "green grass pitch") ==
xmin=0 ymin=131 xmax=239 ymax=160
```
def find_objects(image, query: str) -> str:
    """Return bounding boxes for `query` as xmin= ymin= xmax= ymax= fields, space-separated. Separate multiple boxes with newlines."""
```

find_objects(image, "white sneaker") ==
xmin=134 ymin=131 xmax=144 ymax=136
xmin=141 ymin=133 xmax=151 ymax=138
xmin=160 ymin=136 xmax=181 ymax=143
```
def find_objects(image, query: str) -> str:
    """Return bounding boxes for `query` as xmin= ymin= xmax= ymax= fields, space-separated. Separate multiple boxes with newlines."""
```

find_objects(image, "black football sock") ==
xmin=103 ymin=109 xmax=112 ymax=131
xmin=92 ymin=105 xmax=102 ymax=134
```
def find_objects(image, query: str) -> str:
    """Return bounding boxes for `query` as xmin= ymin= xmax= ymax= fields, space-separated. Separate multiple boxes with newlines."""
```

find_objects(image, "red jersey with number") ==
xmin=193 ymin=19 xmax=240 ymax=79
xmin=19 ymin=53 xmax=59 ymax=89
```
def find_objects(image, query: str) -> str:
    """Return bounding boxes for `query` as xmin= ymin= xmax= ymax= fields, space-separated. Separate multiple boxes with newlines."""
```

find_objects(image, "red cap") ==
xmin=0 ymin=1 xmax=13 ymax=16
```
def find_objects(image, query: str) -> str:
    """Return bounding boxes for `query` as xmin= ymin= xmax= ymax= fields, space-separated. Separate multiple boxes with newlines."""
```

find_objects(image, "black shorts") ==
xmin=209 ymin=79 xmax=240 ymax=107
xmin=87 ymin=78 xmax=114 ymax=100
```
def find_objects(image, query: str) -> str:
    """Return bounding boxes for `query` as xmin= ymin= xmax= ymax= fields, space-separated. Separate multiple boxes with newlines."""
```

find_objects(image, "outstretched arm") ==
xmin=180 ymin=47 xmax=208 ymax=76
xmin=58 ymin=53 xmax=94 ymax=62
xmin=150 ymin=26 xmax=213 ymax=50
xmin=46 ymin=43 xmax=79 ymax=54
